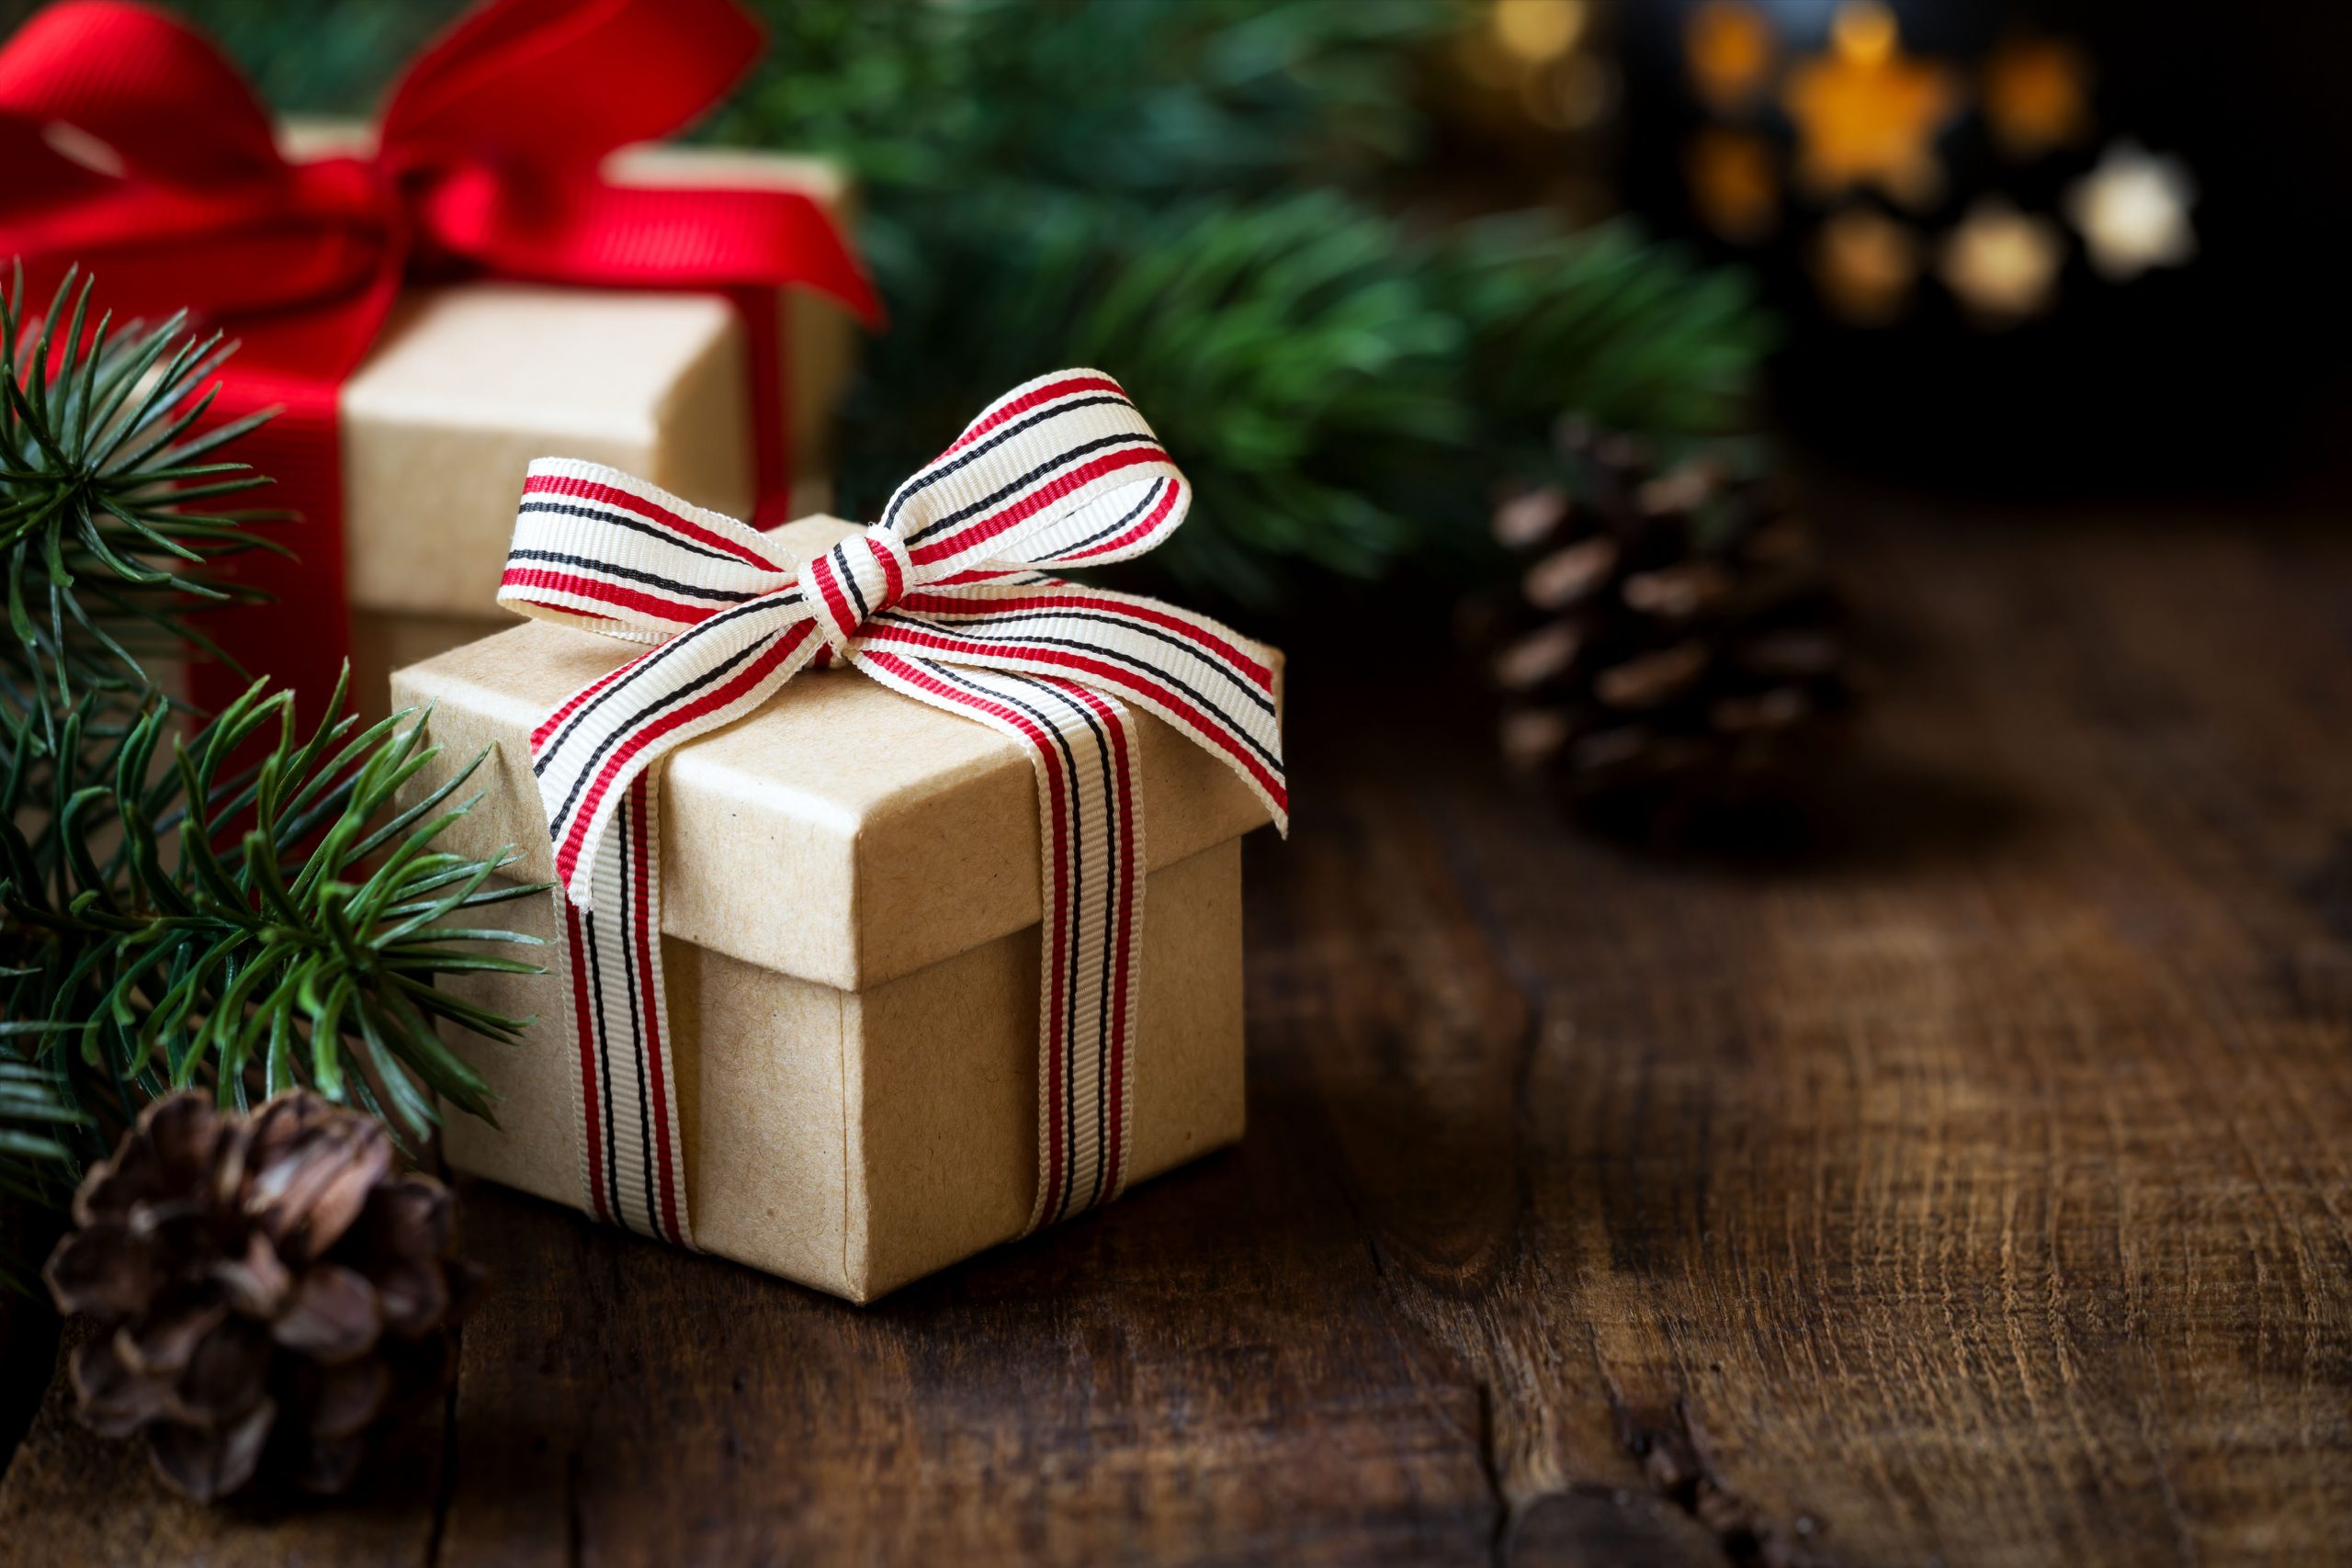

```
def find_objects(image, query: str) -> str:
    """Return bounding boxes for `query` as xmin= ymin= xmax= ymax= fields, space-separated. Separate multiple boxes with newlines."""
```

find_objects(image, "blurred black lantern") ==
xmin=1614 ymin=0 xmax=2348 ymax=485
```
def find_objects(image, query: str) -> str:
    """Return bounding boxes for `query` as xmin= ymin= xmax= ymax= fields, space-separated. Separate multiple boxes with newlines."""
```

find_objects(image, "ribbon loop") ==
xmin=876 ymin=372 xmax=1193 ymax=581
xmin=0 ymin=1 xmax=283 ymax=201
xmin=505 ymin=457 xmax=794 ymax=643
xmin=500 ymin=371 xmax=1287 ymax=1247
xmin=380 ymin=0 xmax=762 ymax=173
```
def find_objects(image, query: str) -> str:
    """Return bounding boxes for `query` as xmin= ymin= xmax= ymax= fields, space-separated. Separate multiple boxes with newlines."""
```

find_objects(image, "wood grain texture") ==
xmin=4 ymin=493 xmax=2351 ymax=1565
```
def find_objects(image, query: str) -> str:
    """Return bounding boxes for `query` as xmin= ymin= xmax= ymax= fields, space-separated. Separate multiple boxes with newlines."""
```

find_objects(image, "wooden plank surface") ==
xmin=5 ymin=492 xmax=2351 ymax=1565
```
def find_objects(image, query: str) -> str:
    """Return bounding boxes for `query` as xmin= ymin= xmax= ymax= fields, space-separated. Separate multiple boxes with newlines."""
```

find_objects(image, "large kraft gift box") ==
xmin=391 ymin=522 xmax=1278 ymax=1302
xmin=279 ymin=123 xmax=863 ymax=722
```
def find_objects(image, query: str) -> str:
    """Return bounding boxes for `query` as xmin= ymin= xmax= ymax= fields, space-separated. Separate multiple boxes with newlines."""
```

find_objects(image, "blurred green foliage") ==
xmin=165 ymin=0 xmax=1772 ymax=611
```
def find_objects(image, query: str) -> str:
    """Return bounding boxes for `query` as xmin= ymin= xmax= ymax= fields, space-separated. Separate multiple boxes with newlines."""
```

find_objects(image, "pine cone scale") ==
xmin=1484 ymin=425 xmax=1853 ymax=809
xmin=213 ymin=1230 xmax=293 ymax=1317
xmin=69 ymin=1337 xmax=174 ymax=1439
xmin=243 ymin=1111 xmax=391 ymax=1262
xmin=117 ymin=1292 xmax=229 ymax=1378
xmin=143 ymin=1098 xmax=222 ymax=1182
xmin=176 ymin=1318 xmax=274 ymax=1425
xmin=307 ymin=1358 xmax=394 ymax=1441
xmin=43 ymin=1092 xmax=477 ymax=1501
xmin=376 ymin=1259 xmax=450 ymax=1339
xmin=150 ymin=1400 xmax=276 ymax=1506
xmin=274 ymin=1264 xmax=385 ymax=1364
xmin=44 ymin=1222 xmax=158 ymax=1319
xmin=365 ymin=1178 xmax=456 ymax=1267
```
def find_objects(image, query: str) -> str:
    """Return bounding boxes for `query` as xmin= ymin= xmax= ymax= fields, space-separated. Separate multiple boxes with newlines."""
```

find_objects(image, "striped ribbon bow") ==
xmin=497 ymin=371 xmax=1288 ymax=1249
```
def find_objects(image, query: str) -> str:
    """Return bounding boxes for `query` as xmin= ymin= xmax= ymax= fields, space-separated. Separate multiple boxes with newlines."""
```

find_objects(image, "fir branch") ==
xmin=1076 ymin=194 xmax=1469 ymax=602
xmin=0 ymin=672 xmax=542 ymax=1161
xmin=1 ymin=895 xmax=83 ymax=1298
xmin=0 ymin=266 xmax=281 ymax=742
xmin=701 ymin=0 xmax=1461 ymax=206
xmin=831 ymin=189 xmax=1770 ymax=608
xmin=0 ymin=1055 xmax=80 ymax=1295
xmin=1431 ymin=216 xmax=1779 ymax=455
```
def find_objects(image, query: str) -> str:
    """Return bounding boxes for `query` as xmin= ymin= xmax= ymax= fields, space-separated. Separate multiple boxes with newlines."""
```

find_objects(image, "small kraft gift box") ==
xmin=0 ymin=0 xmax=877 ymax=726
xmin=393 ymin=372 xmax=1288 ymax=1301
xmin=294 ymin=127 xmax=867 ymax=721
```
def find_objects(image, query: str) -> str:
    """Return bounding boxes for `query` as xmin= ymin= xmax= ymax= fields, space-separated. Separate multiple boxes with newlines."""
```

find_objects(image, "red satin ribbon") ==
xmin=0 ymin=0 xmax=879 ymax=715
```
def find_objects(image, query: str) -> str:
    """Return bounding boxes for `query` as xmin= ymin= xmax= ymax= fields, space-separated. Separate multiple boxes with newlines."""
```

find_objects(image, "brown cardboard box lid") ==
xmin=396 ymin=519 xmax=1276 ymax=993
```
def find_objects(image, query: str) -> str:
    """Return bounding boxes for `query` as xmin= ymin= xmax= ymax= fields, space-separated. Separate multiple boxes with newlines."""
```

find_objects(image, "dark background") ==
xmin=1604 ymin=0 xmax=2352 ymax=489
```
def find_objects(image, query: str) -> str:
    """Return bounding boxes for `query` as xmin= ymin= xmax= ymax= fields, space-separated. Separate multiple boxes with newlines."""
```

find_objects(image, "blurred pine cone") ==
xmin=1483 ymin=422 xmax=1852 ymax=807
xmin=42 ymin=1092 xmax=481 ymax=1502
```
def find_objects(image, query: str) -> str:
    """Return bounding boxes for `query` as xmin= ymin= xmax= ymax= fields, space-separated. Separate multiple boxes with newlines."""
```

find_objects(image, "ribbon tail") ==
xmin=556 ymin=773 xmax=693 ymax=1247
xmin=729 ymin=286 xmax=792 ymax=529
xmin=533 ymin=602 xmax=822 ymax=907
xmin=185 ymin=367 xmax=354 ymax=722
xmin=854 ymin=649 xmax=1145 ymax=1227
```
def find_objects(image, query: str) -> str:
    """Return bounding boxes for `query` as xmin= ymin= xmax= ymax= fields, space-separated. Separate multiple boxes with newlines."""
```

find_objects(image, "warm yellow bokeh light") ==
xmin=1982 ymin=35 xmax=2093 ymax=157
xmin=1687 ymin=127 xmax=1779 ymax=243
xmin=1492 ymin=0 xmax=1588 ymax=65
xmin=1783 ymin=1 xmax=1959 ymax=205
xmin=1939 ymin=197 xmax=2064 ymax=323
xmin=1814 ymin=207 xmax=1920 ymax=325
xmin=1831 ymin=2 xmax=1897 ymax=67
xmin=1685 ymin=0 xmax=1776 ymax=112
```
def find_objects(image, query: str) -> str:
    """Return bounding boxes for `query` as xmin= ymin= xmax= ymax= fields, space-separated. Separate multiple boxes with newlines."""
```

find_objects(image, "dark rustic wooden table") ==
xmin=4 ymin=491 xmax=2349 ymax=1565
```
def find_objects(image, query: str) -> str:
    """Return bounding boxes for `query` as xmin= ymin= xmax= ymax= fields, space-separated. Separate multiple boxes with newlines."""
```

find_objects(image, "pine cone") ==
xmin=42 ymin=1092 xmax=481 ymax=1502
xmin=1483 ymin=423 xmax=1852 ymax=808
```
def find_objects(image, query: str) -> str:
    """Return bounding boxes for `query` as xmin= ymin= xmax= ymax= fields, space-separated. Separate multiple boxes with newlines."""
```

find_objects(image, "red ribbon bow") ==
xmin=0 ymin=0 xmax=880 ymax=715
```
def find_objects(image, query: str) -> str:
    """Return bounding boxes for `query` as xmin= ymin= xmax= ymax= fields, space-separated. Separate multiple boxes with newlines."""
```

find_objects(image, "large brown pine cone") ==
xmin=1482 ymin=422 xmax=1852 ymax=809
xmin=42 ymin=1092 xmax=481 ymax=1502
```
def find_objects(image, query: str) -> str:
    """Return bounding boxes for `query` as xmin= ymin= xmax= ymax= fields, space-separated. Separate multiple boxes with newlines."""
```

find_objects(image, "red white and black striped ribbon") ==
xmin=497 ymin=371 xmax=1288 ymax=1247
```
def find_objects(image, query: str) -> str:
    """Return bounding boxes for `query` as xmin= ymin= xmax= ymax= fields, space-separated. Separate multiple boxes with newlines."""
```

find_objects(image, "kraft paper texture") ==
xmin=437 ymin=840 xmax=1243 ymax=1302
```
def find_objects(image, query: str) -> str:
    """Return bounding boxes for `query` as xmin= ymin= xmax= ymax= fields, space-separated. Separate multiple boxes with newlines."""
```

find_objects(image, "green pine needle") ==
xmin=830 ymin=190 xmax=1770 ymax=608
xmin=1434 ymin=215 xmax=1778 ymax=449
xmin=0 ymin=670 xmax=543 ymax=1159
xmin=0 ymin=1055 xmax=82 ymax=1295
xmin=0 ymin=265 xmax=284 ymax=743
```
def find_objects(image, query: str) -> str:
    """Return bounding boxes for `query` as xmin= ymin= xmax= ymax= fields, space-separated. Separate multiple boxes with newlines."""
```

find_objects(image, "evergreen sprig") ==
xmin=0 ymin=267 xmax=281 ymax=739
xmin=1435 ymin=216 xmax=1780 ymax=475
xmin=841 ymin=190 xmax=1467 ymax=604
xmin=0 ymin=1057 xmax=80 ymax=1293
xmin=830 ymin=191 xmax=1771 ymax=606
xmin=0 ymin=671 xmax=539 ymax=1161
xmin=0 ymin=270 xmax=542 ymax=1256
